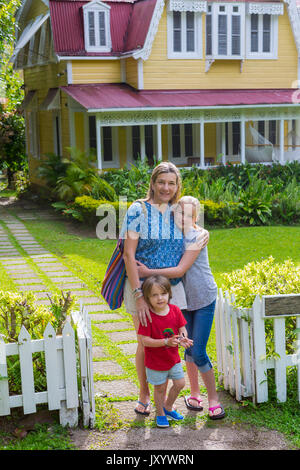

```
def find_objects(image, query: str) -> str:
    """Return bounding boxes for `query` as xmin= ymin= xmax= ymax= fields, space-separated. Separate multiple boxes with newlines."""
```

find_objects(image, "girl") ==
xmin=120 ymin=162 xmax=209 ymax=416
xmin=137 ymin=196 xmax=225 ymax=420
xmin=138 ymin=275 xmax=193 ymax=428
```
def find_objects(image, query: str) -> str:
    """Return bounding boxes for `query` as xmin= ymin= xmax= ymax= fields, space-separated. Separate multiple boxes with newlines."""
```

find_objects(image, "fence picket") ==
xmin=224 ymin=295 xmax=235 ymax=395
xmin=231 ymin=305 xmax=242 ymax=401
xmin=250 ymin=296 xmax=268 ymax=403
xmin=0 ymin=335 xmax=10 ymax=416
xmin=18 ymin=326 xmax=36 ymax=414
xmin=239 ymin=310 xmax=252 ymax=397
xmin=297 ymin=317 xmax=300 ymax=404
xmin=214 ymin=294 xmax=223 ymax=384
xmin=62 ymin=322 xmax=78 ymax=409
xmin=44 ymin=323 xmax=60 ymax=410
xmin=273 ymin=317 xmax=286 ymax=402
xmin=219 ymin=290 xmax=229 ymax=390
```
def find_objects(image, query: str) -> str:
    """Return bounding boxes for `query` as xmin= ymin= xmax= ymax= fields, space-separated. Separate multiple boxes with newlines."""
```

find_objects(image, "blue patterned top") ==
xmin=120 ymin=201 xmax=184 ymax=285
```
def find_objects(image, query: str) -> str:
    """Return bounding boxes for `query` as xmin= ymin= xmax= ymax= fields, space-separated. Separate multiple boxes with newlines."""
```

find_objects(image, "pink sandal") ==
xmin=184 ymin=395 xmax=203 ymax=411
xmin=208 ymin=404 xmax=225 ymax=420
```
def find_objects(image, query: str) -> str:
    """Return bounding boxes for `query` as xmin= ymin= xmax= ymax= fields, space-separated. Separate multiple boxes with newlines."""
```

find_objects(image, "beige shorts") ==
xmin=123 ymin=277 xmax=187 ymax=315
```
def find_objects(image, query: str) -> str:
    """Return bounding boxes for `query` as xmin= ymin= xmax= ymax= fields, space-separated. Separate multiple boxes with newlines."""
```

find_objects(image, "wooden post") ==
xmin=96 ymin=116 xmax=102 ymax=170
xmin=221 ymin=122 xmax=226 ymax=165
xmin=157 ymin=120 xmax=162 ymax=161
xmin=240 ymin=119 xmax=246 ymax=164
xmin=44 ymin=323 xmax=61 ymax=410
xmin=140 ymin=125 xmax=146 ymax=161
xmin=18 ymin=326 xmax=36 ymax=414
xmin=200 ymin=121 xmax=205 ymax=168
xmin=0 ymin=335 xmax=10 ymax=416
xmin=273 ymin=317 xmax=287 ymax=402
xmin=279 ymin=119 xmax=285 ymax=164
xmin=252 ymin=295 xmax=268 ymax=403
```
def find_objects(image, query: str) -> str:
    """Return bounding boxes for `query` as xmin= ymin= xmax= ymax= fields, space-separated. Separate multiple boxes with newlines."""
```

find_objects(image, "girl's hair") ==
xmin=142 ymin=275 xmax=172 ymax=306
xmin=146 ymin=162 xmax=182 ymax=204
xmin=177 ymin=195 xmax=201 ymax=221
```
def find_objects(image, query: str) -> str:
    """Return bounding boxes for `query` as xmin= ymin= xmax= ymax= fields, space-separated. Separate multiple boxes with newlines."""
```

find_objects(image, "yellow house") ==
xmin=12 ymin=0 xmax=300 ymax=186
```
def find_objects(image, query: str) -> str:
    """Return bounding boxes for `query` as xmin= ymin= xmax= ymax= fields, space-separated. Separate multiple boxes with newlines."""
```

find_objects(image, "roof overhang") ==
xmin=10 ymin=12 xmax=50 ymax=64
xmin=19 ymin=90 xmax=37 ymax=112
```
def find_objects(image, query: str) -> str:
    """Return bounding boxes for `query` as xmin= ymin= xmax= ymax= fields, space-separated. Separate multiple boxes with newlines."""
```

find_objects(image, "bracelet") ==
xmin=164 ymin=337 xmax=168 ymax=346
xmin=134 ymin=292 xmax=144 ymax=300
xmin=132 ymin=287 xmax=142 ymax=295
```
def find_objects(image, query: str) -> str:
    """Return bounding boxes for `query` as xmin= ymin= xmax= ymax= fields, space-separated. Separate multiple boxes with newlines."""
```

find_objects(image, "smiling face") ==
xmin=148 ymin=283 xmax=170 ymax=313
xmin=151 ymin=172 xmax=178 ymax=205
xmin=173 ymin=202 xmax=196 ymax=234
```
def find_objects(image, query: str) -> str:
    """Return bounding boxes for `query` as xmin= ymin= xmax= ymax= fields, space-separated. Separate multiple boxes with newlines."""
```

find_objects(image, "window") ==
xmin=246 ymin=13 xmax=278 ymax=58
xmin=225 ymin=122 xmax=240 ymax=157
xmin=145 ymin=125 xmax=154 ymax=162
xmin=53 ymin=113 xmax=61 ymax=156
xmin=83 ymin=1 xmax=111 ymax=52
xmin=89 ymin=116 xmax=97 ymax=153
xmin=132 ymin=126 xmax=140 ymax=160
xmin=168 ymin=10 xmax=202 ymax=58
xmin=206 ymin=3 xmax=244 ymax=59
xmin=169 ymin=124 xmax=195 ymax=162
xmin=256 ymin=120 xmax=277 ymax=145
xmin=103 ymin=127 xmax=113 ymax=162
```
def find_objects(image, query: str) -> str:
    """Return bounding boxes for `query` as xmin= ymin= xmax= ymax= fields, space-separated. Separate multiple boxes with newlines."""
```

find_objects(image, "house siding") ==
xmin=71 ymin=60 xmax=121 ymax=84
xmin=143 ymin=5 xmax=298 ymax=90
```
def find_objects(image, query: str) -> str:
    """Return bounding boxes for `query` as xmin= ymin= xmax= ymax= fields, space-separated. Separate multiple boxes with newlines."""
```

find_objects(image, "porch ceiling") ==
xmin=60 ymin=84 xmax=300 ymax=111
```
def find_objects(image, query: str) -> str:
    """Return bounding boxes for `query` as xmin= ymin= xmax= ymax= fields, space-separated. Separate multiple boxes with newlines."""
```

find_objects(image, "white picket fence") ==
xmin=215 ymin=289 xmax=300 ymax=404
xmin=0 ymin=304 xmax=95 ymax=427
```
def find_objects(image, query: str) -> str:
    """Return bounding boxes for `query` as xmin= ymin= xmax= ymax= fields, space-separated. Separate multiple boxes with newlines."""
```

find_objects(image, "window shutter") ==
xmin=218 ymin=14 xmax=227 ymax=55
xmin=173 ymin=11 xmax=182 ymax=52
xmin=250 ymin=14 xmax=259 ymax=52
xmin=99 ymin=11 xmax=106 ymax=46
xmin=262 ymin=14 xmax=271 ymax=52
xmin=206 ymin=14 xmax=212 ymax=55
xmin=88 ymin=11 xmax=95 ymax=46
xmin=231 ymin=15 xmax=240 ymax=55
xmin=186 ymin=12 xmax=195 ymax=52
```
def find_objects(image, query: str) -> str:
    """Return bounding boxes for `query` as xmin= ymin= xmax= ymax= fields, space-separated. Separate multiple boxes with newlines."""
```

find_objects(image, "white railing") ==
xmin=215 ymin=290 xmax=300 ymax=404
xmin=0 ymin=304 xmax=95 ymax=427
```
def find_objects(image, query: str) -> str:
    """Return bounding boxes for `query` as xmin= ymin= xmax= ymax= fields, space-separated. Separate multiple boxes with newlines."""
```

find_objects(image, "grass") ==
xmin=2 ymin=210 xmax=300 ymax=448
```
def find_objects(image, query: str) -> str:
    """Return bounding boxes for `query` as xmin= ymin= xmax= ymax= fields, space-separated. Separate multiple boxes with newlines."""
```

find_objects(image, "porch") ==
xmin=61 ymin=84 xmax=300 ymax=169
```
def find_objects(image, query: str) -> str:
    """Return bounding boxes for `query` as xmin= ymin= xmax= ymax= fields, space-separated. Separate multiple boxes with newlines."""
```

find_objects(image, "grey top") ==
xmin=182 ymin=228 xmax=218 ymax=311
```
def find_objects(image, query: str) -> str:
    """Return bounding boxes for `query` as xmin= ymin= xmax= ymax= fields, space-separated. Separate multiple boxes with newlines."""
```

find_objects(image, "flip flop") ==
xmin=208 ymin=404 xmax=226 ymax=420
xmin=184 ymin=395 xmax=203 ymax=411
xmin=134 ymin=400 xmax=151 ymax=416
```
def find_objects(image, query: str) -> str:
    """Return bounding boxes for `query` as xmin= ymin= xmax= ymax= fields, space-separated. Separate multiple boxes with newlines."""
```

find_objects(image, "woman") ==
xmin=137 ymin=196 xmax=225 ymax=419
xmin=120 ymin=162 xmax=208 ymax=415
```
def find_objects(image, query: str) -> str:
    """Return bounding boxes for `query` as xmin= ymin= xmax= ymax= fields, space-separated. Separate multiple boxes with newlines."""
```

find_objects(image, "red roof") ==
xmin=60 ymin=84 xmax=299 ymax=110
xmin=49 ymin=0 xmax=157 ymax=56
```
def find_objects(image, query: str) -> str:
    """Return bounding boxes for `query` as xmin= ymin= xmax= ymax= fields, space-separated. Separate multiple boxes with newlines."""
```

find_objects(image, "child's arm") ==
xmin=138 ymin=334 xmax=180 ymax=348
xmin=136 ymin=248 xmax=200 ymax=279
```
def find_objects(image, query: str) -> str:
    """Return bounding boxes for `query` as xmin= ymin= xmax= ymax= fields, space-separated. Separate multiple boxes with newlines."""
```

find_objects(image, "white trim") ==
xmin=11 ymin=13 xmax=50 ymax=64
xmin=245 ymin=12 xmax=278 ymax=59
xmin=157 ymin=120 xmax=162 ymax=161
xmin=96 ymin=116 xmax=102 ymax=170
xmin=83 ymin=1 xmax=111 ymax=53
xmin=67 ymin=61 xmax=73 ymax=85
xmin=168 ymin=123 xmax=196 ymax=164
xmin=167 ymin=9 xmax=203 ymax=59
xmin=247 ymin=2 xmax=284 ymax=15
xmin=283 ymin=0 xmax=300 ymax=55
xmin=206 ymin=3 xmax=245 ymax=60
xmin=100 ymin=126 xmax=120 ymax=169
xmin=168 ymin=0 xmax=207 ymax=12
xmin=133 ymin=0 xmax=165 ymax=61
xmin=57 ymin=56 xmax=119 ymax=61
xmin=137 ymin=59 xmax=144 ymax=90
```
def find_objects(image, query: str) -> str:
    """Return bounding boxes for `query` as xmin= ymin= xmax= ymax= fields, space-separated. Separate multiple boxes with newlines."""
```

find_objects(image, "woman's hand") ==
xmin=136 ymin=260 xmax=151 ymax=278
xmin=135 ymin=295 xmax=152 ymax=327
xmin=166 ymin=335 xmax=181 ymax=347
xmin=179 ymin=336 xmax=194 ymax=349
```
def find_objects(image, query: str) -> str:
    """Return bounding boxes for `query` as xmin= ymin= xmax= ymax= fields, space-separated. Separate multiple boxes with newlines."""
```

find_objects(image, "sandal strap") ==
xmin=188 ymin=396 xmax=203 ymax=404
xmin=209 ymin=404 xmax=223 ymax=412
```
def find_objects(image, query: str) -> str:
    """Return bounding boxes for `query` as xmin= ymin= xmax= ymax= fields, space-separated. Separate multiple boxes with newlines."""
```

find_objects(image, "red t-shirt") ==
xmin=138 ymin=304 xmax=187 ymax=371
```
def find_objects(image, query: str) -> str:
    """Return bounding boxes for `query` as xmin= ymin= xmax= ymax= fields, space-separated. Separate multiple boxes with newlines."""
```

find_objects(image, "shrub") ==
xmin=73 ymin=195 xmax=131 ymax=227
xmin=0 ymin=290 xmax=76 ymax=394
xmin=221 ymin=257 xmax=300 ymax=358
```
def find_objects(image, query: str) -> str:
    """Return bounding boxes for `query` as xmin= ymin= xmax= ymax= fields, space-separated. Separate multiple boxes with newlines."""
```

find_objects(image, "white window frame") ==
xmin=83 ymin=0 xmax=111 ymax=53
xmin=101 ymin=126 xmax=119 ymax=169
xmin=253 ymin=120 xmax=278 ymax=145
xmin=246 ymin=13 xmax=278 ymax=59
xmin=168 ymin=123 xmax=197 ymax=164
xmin=206 ymin=3 xmax=245 ymax=60
xmin=225 ymin=122 xmax=241 ymax=161
xmin=126 ymin=126 xmax=157 ymax=165
xmin=167 ymin=10 xmax=203 ymax=59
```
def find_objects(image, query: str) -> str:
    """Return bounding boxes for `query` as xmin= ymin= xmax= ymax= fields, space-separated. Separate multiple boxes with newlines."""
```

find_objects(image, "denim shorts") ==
xmin=146 ymin=362 xmax=184 ymax=385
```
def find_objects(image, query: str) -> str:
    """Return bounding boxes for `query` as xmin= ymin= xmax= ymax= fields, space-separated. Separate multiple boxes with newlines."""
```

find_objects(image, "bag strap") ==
xmin=135 ymin=199 xmax=148 ymax=219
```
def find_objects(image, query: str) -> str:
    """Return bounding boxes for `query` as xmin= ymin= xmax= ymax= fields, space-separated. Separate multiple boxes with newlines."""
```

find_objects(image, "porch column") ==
xmin=157 ymin=120 xmax=162 ymax=161
xmin=96 ymin=116 xmax=102 ymax=170
xmin=140 ymin=125 xmax=146 ymax=161
xmin=240 ymin=119 xmax=246 ymax=164
xmin=200 ymin=121 xmax=205 ymax=168
xmin=279 ymin=119 xmax=285 ymax=164
xmin=221 ymin=122 xmax=226 ymax=165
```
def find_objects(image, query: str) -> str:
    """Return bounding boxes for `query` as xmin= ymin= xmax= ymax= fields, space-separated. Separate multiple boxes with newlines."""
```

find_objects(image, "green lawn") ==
xmin=2 ymin=214 xmax=300 ymax=448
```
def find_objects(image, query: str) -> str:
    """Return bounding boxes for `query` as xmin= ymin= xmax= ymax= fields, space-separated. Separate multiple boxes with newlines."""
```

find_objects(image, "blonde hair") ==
xmin=142 ymin=275 xmax=172 ymax=306
xmin=178 ymin=195 xmax=201 ymax=220
xmin=146 ymin=162 xmax=182 ymax=204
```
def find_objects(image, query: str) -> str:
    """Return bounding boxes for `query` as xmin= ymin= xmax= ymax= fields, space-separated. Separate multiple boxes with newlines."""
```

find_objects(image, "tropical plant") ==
xmin=37 ymin=153 xmax=68 ymax=190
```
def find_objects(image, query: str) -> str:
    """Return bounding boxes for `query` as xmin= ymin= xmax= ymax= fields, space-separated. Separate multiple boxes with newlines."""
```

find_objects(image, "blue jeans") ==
xmin=183 ymin=299 xmax=216 ymax=373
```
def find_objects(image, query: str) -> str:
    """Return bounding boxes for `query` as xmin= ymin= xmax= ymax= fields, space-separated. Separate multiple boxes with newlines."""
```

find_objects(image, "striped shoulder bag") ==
xmin=100 ymin=200 xmax=147 ymax=310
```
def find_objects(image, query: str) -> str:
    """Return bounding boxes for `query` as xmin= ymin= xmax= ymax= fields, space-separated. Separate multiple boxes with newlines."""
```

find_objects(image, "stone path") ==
xmin=0 ymin=203 xmax=294 ymax=451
